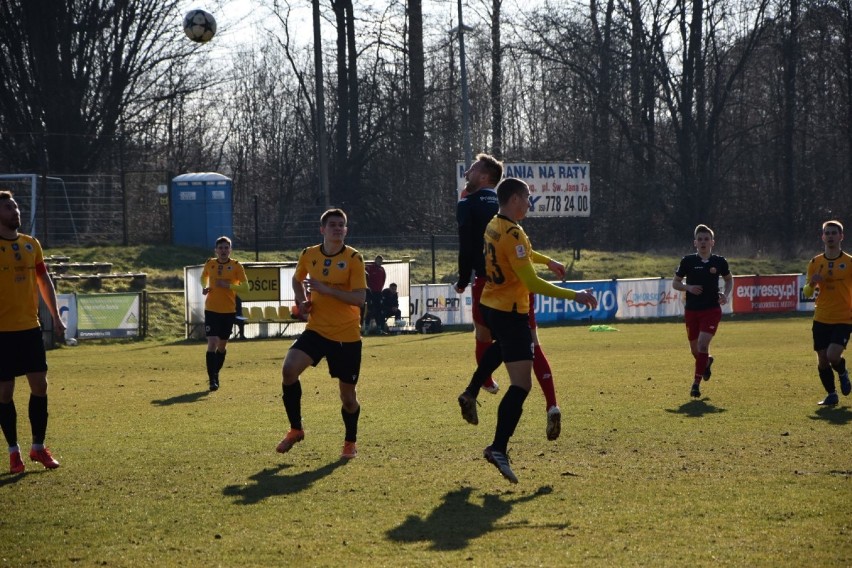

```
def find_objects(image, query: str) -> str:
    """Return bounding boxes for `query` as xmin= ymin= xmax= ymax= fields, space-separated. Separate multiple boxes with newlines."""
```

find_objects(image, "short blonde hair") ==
xmin=822 ymin=220 xmax=844 ymax=234
xmin=694 ymin=224 xmax=714 ymax=239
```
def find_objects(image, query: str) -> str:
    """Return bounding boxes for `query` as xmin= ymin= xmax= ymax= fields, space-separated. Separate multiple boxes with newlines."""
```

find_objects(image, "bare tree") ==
xmin=0 ymin=0 xmax=200 ymax=173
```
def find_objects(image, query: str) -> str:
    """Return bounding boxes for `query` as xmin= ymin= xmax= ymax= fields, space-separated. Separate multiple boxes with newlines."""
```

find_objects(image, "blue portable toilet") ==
xmin=171 ymin=172 xmax=233 ymax=248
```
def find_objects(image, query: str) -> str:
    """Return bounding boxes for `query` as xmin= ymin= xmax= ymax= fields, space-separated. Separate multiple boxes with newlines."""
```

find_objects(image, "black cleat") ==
xmin=690 ymin=383 xmax=701 ymax=398
xmin=458 ymin=393 xmax=479 ymax=425
xmin=483 ymin=446 xmax=518 ymax=483
xmin=702 ymin=356 xmax=714 ymax=381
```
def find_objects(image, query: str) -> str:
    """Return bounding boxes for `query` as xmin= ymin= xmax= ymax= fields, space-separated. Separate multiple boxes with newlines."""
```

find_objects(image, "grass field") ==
xmin=2 ymin=316 xmax=850 ymax=567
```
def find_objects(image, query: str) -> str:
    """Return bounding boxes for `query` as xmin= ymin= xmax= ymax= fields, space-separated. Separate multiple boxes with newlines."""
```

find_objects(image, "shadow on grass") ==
xmin=223 ymin=460 xmax=347 ymax=504
xmin=0 ymin=472 xmax=28 ymax=486
xmin=664 ymin=399 xmax=727 ymax=417
xmin=809 ymin=405 xmax=852 ymax=425
xmin=386 ymin=485 xmax=561 ymax=551
xmin=151 ymin=390 xmax=209 ymax=406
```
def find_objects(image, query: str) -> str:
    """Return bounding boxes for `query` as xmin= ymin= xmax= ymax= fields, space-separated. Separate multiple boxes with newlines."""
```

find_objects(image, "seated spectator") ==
xmin=382 ymin=283 xmax=402 ymax=325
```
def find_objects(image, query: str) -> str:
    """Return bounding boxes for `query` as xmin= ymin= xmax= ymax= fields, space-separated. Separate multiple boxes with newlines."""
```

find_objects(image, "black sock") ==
xmin=831 ymin=357 xmax=847 ymax=376
xmin=0 ymin=401 xmax=18 ymax=447
xmin=819 ymin=366 xmax=836 ymax=394
xmin=342 ymin=405 xmax=360 ymax=443
xmin=216 ymin=350 xmax=227 ymax=372
xmin=282 ymin=381 xmax=303 ymax=431
xmin=29 ymin=394 xmax=48 ymax=446
xmin=465 ymin=343 xmax=502 ymax=398
xmin=491 ymin=385 xmax=529 ymax=453
xmin=206 ymin=351 xmax=217 ymax=381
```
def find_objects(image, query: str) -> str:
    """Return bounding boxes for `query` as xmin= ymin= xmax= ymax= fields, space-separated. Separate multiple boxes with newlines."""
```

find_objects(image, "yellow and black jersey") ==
xmin=481 ymin=214 xmax=533 ymax=314
xmin=807 ymin=251 xmax=852 ymax=324
xmin=295 ymin=244 xmax=367 ymax=342
xmin=0 ymin=234 xmax=45 ymax=332
xmin=201 ymin=257 xmax=247 ymax=314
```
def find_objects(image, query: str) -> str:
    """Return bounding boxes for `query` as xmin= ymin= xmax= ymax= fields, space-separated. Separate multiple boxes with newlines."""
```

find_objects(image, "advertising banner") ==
xmin=535 ymin=280 xmax=618 ymax=322
xmin=615 ymin=278 xmax=685 ymax=319
xmin=797 ymin=273 xmax=815 ymax=312
xmin=242 ymin=267 xmax=281 ymax=301
xmin=57 ymin=294 xmax=77 ymax=340
xmin=409 ymin=284 xmax=472 ymax=326
xmin=457 ymin=162 xmax=591 ymax=218
xmin=77 ymin=293 xmax=141 ymax=338
xmin=732 ymin=275 xmax=799 ymax=313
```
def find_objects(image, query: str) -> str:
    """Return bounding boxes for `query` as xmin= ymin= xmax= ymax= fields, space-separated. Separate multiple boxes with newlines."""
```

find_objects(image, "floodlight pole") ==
xmin=456 ymin=0 xmax=474 ymax=169
xmin=312 ymin=0 xmax=330 ymax=207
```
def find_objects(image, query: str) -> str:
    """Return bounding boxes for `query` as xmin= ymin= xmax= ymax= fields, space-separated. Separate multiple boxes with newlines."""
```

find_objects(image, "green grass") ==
xmin=2 ymin=317 xmax=850 ymax=566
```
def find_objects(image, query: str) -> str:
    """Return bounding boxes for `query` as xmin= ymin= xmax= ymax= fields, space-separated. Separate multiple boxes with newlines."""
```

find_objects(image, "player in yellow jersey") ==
xmin=0 ymin=190 xmax=65 ymax=473
xmin=460 ymin=178 xmax=598 ymax=483
xmin=802 ymin=220 xmax=852 ymax=406
xmin=200 ymin=236 xmax=248 ymax=391
xmin=276 ymin=209 xmax=368 ymax=459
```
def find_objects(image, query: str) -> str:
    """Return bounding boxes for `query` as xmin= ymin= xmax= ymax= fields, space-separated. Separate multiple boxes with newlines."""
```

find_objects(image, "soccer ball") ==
xmin=183 ymin=9 xmax=216 ymax=43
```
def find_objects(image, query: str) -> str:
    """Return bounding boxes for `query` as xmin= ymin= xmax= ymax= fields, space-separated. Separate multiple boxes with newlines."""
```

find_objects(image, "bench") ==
xmin=51 ymin=273 xmax=147 ymax=286
xmin=49 ymin=262 xmax=113 ymax=274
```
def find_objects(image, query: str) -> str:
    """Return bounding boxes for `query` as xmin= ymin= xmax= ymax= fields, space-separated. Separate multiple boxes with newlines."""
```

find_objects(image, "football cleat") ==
xmin=341 ymin=441 xmax=358 ymax=459
xmin=458 ymin=392 xmax=479 ymax=425
xmin=276 ymin=428 xmax=305 ymax=454
xmin=546 ymin=405 xmax=562 ymax=441
xmin=29 ymin=447 xmax=60 ymax=469
xmin=818 ymin=392 xmax=839 ymax=406
xmin=10 ymin=450 xmax=24 ymax=474
xmin=702 ymin=356 xmax=714 ymax=381
xmin=840 ymin=372 xmax=851 ymax=397
xmin=483 ymin=446 xmax=518 ymax=484
xmin=690 ymin=383 xmax=701 ymax=398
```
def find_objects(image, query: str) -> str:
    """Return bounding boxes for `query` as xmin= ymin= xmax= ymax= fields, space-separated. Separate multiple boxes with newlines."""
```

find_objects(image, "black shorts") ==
xmin=205 ymin=310 xmax=236 ymax=340
xmin=0 ymin=327 xmax=48 ymax=381
xmin=481 ymin=304 xmax=534 ymax=363
xmin=812 ymin=321 xmax=852 ymax=352
xmin=290 ymin=329 xmax=362 ymax=384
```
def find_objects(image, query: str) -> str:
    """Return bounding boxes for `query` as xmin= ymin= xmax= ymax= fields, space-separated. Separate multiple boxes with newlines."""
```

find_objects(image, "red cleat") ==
xmin=29 ymin=447 xmax=60 ymax=469
xmin=276 ymin=429 xmax=305 ymax=454
xmin=10 ymin=450 xmax=25 ymax=474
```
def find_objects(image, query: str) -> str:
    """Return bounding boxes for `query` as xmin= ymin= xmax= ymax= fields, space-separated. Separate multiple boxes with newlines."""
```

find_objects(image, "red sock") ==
xmin=476 ymin=339 xmax=495 ymax=387
xmin=694 ymin=352 xmax=709 ymax=382
xmin=533 ymin=345 xmax=557 ymax=409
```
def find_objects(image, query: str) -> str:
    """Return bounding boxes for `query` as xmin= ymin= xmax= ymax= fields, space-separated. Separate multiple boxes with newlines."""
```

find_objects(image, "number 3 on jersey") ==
xmin=485 ymin=242 xmax=505 ymax=284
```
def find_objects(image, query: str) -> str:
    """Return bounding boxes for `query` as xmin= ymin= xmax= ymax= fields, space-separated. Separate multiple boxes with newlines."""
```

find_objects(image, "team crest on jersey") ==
xmin=337 ymin=261 xmax=347 ymax=269
xmin=24 ymin=243 xmax=33 ymax=252
xmin=515 ymin=244 xmax=526 ymax=258
xmin=710 ymin=267 xmax=717 ymax=274
xmin=840 ymin=263 xmax=847 ymax=270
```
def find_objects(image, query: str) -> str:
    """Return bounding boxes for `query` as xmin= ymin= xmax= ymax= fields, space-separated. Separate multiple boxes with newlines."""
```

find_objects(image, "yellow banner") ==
xmin=242 ymin=267 xmax=281 ymax=301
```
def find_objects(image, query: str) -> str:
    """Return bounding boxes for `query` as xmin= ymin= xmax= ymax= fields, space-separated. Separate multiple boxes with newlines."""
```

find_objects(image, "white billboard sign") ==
xmin=457 ymin=162 xmax=591 ymax=217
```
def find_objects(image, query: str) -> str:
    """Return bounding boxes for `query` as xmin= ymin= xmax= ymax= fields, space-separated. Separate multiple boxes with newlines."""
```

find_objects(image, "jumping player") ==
xmin=463 ymin=178 xmax=597 ymax=483
xmin=672 ymin=224 xmax=733 ymax=398
xmin=455 ymin=154 xmax=502 ymax=394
